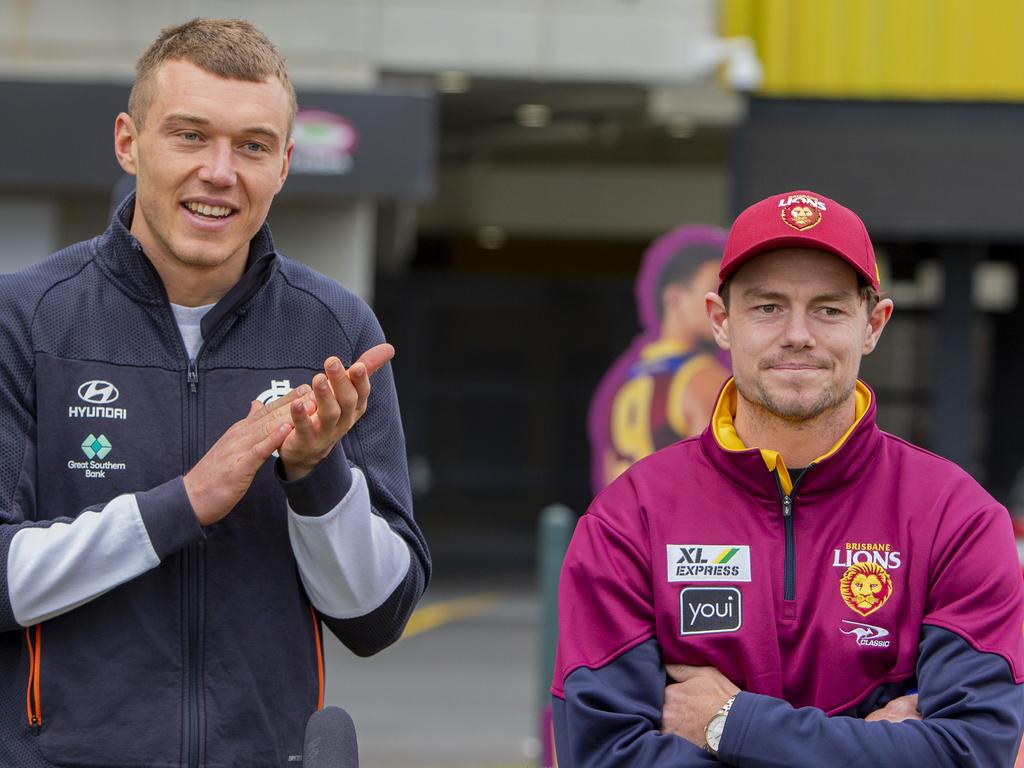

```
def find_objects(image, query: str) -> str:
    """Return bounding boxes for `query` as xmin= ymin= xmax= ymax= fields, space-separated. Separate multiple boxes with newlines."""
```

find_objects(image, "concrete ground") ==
xmin=324 ymin=584 xmax=541 ymax=768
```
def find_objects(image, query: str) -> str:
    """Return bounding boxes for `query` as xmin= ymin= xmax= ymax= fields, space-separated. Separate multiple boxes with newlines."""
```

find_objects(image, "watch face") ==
xmin=707 ymin=714 xmax=726 ymax=750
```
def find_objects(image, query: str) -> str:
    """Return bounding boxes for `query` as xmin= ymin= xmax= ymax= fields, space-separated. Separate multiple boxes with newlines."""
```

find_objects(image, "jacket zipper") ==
xmin=25 ymin=625 xmax=41 ymax=734
xmin=774 ymin=468 xmax=811 ymax=603
xmin=186 ymin=358 xmax=202 ymax=768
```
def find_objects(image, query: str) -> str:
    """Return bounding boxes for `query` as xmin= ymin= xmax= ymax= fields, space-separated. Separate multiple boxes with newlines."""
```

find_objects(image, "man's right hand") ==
xmin=864 ymin=694 xmax=921 ymax=723
xmin=184 ymin=386 xmax=310 ymax=526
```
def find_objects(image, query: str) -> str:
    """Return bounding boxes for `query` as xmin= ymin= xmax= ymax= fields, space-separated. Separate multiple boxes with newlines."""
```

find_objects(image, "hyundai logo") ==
xmin=78 ymin=380 xmax=119 ymax=404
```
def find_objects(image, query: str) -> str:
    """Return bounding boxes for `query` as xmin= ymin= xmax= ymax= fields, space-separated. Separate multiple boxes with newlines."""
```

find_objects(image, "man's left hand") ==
xmin=662 ymin=664 xmax=740 ymax=747
xmin=279 ymin=344 xmax=395 ymax=480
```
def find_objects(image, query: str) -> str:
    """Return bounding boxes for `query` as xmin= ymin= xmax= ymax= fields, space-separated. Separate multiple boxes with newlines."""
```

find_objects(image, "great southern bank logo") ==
xmin=70 ymin=433 xmax=126 ymax=479
xmin=70 ymin=380 xmax=126 ymax=420
xmin=81 ymin=434 xmax=112 ymax=460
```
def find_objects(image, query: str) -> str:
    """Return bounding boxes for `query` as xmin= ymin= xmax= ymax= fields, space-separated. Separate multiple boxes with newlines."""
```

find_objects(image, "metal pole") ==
xmin=537 ymin=504 xmax=576 ymax=767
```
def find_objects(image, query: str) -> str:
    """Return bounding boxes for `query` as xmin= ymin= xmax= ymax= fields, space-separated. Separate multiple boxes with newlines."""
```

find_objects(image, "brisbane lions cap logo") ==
xmin=778 ymin=193 xmax=826 ymax=231
xmin=839 ymin=562 xmax=893 ymax=617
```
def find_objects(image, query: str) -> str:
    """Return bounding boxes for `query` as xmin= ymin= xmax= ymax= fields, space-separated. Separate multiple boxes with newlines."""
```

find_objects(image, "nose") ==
xmin=781 ymin=310 xmax=814 ymax=350
xmin=197 ymin=140 xmax=237 ymax=187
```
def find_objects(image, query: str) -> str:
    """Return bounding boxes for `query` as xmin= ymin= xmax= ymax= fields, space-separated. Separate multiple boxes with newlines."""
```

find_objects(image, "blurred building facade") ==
xmin=4 ymin=1 xmax=1023 ymax=572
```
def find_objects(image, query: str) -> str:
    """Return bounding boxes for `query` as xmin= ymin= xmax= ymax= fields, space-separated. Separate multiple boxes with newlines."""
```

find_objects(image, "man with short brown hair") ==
xmin=0 ymin=18 xmax=428 ymax=767
xmin=553 ymin=190 xmax=1024 ymax=766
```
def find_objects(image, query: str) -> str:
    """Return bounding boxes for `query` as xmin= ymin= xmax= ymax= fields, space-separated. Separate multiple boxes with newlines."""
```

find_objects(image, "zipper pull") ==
xmin=782 ymin=495 xmax=793 ymax=517
xmin=30 ymin=715 xmax=39 ymax=735
xmin=187 ymin=360 xmax=198 ymax=393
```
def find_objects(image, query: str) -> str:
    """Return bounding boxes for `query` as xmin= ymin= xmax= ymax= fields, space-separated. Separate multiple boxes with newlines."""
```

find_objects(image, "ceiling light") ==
xmin=515 ymin=104 xmax=552 ymax=128
xmin=476 ymin=225 xmax=507 ymax=250
xmin=435 ymin=70 xmax=470 ymax=94
xmin=666 ymin=114 xmax=697 ymax=139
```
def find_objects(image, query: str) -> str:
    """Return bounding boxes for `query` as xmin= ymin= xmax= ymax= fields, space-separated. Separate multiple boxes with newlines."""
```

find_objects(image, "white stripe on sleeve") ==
xmin=8 ymin=494 xmax=160 ymax=626
xmin=287 ymin=468 xmax=411 ymax=619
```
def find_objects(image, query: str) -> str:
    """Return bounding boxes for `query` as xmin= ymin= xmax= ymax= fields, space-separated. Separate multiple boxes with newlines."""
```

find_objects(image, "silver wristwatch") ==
xmin=703 ymin=694 xmax=737 ymax=756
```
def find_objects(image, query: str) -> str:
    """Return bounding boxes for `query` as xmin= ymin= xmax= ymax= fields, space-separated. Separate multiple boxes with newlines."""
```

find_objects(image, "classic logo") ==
xmin=667 ymin=545 xmax=751 ymax=582
xmin=839 ymin=620 xmax=892 ymax=648
xmin=778 ymin=193 xmax=826 ymax=231
xmin=69 ymin=380 xmax=127 ymax=420
xmin=256 ymin=380 xmax=293 ymax=406
xmin=81 ymin=434 xmax=112 ymax=460
xmin=679 ymin=587 xmax=742 ymax=635
xmin=839 ymin=562 xmax=893 ymax=617
xmin=78 ymin=380 xmax=119 ymax=404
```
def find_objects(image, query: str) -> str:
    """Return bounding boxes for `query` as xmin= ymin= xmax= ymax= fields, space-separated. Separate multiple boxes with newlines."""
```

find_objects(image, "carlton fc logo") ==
xmin=839 ymin=562 xmax=893 ymax=617
xmin=778 ymin=193 xmax=825 ymax=231
xmin=78 ymin=380 xmax=119 ymax=404
xmin=256 ymin=380 xmax=292 ymax=405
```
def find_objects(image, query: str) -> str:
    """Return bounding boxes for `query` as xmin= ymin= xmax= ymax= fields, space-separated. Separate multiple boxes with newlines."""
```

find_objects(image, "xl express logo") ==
xmin=69 ymin=380 xmax=127 ymax=420
xmin=667 ymin=545 xmax=751 ymax=582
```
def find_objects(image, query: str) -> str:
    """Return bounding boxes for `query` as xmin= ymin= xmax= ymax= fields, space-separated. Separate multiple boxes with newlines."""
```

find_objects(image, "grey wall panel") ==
xmin=0 ymin=81 xmax=436 ymax=201
xmin=734 ymin=99 xmax=1024 ymax=240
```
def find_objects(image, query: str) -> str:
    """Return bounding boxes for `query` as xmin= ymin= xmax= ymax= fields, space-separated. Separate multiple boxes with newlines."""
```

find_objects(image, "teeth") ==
xmin=185 ymin=202 xmax=232 ymax=218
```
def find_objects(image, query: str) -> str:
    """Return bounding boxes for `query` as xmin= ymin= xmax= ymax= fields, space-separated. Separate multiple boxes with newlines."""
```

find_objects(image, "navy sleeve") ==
xmin=553 ymin=638 xmax=726 ymax=767
xmin=301 ymin=302 xmax=429 ymax=655
xmin=719 ymin=625 xmax=1024 ymax=767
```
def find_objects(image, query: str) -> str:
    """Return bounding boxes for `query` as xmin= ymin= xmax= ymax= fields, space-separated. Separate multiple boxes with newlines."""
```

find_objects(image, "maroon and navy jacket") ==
xmin=553 ymin=380 xmax=1024 ymax=767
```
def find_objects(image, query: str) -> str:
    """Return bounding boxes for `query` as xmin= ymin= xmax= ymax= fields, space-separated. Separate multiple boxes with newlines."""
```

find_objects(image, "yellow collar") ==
xmin=711 ymin=379 xmax=872 ymax=495
xmin=640 ymin=338 xmax=688 ymax=361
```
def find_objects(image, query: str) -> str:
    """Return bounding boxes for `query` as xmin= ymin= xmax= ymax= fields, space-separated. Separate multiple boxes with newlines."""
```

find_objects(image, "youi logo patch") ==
xmin=679 ymin=587 xmax=742 ymax=635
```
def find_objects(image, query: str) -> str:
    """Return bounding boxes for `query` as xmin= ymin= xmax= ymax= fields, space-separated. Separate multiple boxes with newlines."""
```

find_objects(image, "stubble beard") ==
xmin=735 ymin=374 xmax=855 ymax=424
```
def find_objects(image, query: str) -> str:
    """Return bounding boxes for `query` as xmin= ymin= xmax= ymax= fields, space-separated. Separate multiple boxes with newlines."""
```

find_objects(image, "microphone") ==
xmin=303 ymin=706 xmax=359 ymax=768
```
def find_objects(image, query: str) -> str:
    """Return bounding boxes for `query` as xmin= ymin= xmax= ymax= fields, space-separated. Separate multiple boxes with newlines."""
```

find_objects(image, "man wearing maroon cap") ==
xmin=551 ymin=190 xmax=1024 ymax=766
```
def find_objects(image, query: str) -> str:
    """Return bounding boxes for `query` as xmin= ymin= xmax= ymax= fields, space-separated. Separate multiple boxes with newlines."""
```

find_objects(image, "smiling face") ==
xmin=708 ymin=248 xmax=891 ymax=423
xmin=114 ymin=59 xmax=293 ymax=286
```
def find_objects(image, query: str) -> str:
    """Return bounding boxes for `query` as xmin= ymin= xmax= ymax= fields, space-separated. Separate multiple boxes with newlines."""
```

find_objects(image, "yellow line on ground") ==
xmin=400 ymin=592 xmax=501 ymax=640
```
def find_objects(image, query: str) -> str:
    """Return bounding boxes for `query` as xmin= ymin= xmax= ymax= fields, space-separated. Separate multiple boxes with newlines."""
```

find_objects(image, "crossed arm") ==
xmin=554 ymin=627 xmax=1024 ymax=768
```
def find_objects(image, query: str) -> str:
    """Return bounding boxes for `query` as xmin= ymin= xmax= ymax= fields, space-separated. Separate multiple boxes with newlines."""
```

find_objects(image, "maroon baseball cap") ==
xmin=719 ymin=190 xmax=880 ymax=291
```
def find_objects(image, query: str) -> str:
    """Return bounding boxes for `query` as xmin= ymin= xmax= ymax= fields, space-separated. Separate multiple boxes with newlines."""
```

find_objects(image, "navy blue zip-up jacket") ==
xmin=0 ymin=198 xmax=430 ymax=767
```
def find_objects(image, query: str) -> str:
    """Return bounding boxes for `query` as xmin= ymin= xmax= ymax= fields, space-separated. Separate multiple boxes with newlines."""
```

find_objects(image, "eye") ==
xmin=244 ymin=141 xmax=268 ymax=153
xmin=179 ymin=131 xmax=202 ymax=142
xmin=757 ymin=304 xmax=778 ymax=314
xmin=820 ymin=306 xmax=843 ymax=318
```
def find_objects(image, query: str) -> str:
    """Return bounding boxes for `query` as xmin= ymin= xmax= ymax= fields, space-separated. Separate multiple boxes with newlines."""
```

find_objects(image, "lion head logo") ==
xmin=782 ymin=201 xmax=822 ymax=231
xmin=839 ymin=562 xmax=893 ymax=617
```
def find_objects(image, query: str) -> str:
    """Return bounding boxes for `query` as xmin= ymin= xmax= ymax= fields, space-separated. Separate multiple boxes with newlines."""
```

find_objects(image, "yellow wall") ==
xmin=724 ymin=0 xmax=1024 ymax=101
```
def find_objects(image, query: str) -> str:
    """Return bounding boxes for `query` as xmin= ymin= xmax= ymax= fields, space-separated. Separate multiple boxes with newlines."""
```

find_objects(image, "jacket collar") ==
xmin=699 ymin=378 xmax=881 ymax=499
xmin=94 ymin=193 xmax=278 ymax=332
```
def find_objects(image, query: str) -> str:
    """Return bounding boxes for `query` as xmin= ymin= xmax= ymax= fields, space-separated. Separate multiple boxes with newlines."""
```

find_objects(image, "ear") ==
xmin=114 ymin=113 xmax=139 ymax=175
xmin=706 ymin=292 xmax=731 ymax=350
xmin=862 ymin=297 xmax=894 ymax=355
xmin=275 ymin=138 xmax=294 ymax=192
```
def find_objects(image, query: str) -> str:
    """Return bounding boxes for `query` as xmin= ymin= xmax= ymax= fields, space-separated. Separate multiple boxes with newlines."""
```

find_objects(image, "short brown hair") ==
xmin=128 ymin=18 xmax=297 ymax=133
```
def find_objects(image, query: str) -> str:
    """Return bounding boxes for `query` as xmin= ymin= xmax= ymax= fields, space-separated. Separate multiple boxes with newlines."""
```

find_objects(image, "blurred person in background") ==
xmin=588 ymin=226 xmax=730 ymax=492
xmin=555 ymin=190 xmax=1024 ymax=766
xmin=0 ymin=18 xmax=428 ymax=767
